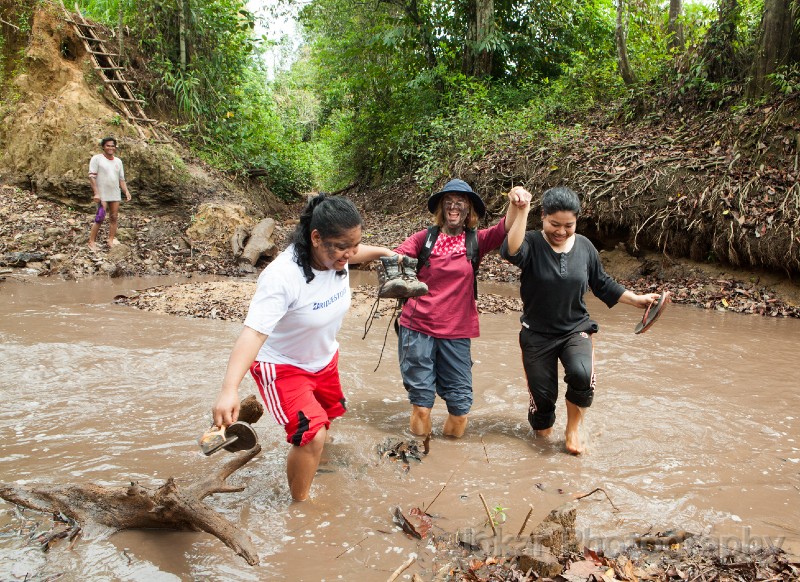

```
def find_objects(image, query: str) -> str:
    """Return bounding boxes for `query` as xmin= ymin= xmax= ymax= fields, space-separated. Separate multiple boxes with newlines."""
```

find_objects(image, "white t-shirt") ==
xmin=244 ymin=245 xmax=351 ymax=372
xmin=88 ymin=154 xmax=125 ymax=202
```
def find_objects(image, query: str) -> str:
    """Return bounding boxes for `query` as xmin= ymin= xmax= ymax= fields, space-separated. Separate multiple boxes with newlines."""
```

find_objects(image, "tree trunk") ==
xmin=178 ymin=0 xmax=187 ymax=71
xmin=462 ymin=0 xmax=495 ymax=77
xmin=0 ymin=395 xmax=265 ymax=566
xmin=615 ymin=0 xmax=637 ymax=85
xmin=749 ymin=0 xmax=800 ymax=96
xmin=667 ymin=0 xmax=684 ymax=52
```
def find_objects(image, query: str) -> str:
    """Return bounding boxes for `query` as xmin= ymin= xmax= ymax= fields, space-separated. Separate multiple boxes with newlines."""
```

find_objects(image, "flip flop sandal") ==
xmin=222 ymin=421 xmax=258 ymax=453
xmin=634 ymin=290 xmax=671 ymax=334
xmin=94 ymin=205 xmax=106 ymax=223
xmin=198 ymin=425 xmax=238 ymax=456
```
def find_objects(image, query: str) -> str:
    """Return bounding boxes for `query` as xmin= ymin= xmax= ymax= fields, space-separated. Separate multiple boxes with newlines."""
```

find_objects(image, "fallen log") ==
xmin=0 ymin=396 xmax=266 ymax=566
xmin=240 ymin=218 xmax=276 ymax=266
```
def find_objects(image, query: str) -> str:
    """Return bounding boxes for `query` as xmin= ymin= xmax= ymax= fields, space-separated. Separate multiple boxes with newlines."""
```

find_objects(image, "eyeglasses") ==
xmin=443 ymin=201 xmax=467 ymax=210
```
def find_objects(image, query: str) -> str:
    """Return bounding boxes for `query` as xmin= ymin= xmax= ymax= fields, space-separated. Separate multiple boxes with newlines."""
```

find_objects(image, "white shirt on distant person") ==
xmin=88 ymin=154 xmax=125 ymax=202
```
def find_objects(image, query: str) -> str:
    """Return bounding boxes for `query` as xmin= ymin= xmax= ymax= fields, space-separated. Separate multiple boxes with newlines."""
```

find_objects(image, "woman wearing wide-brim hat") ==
xmin=393 ymin=179 xmax=531 ymax=438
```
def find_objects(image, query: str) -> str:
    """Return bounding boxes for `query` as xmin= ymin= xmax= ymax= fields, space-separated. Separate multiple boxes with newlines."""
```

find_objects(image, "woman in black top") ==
xmin=501 ymin=186 xmax=661 ymax=454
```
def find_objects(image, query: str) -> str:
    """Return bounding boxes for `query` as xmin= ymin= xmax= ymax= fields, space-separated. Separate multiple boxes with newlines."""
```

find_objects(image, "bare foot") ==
xmin=534 ymin=427 xmax=553 ymax=439
xmin=564 ymin=401 xmax=586 ymax=455
xmin=88 ymin=242 xmax=97 ymax=252
xmin=565 ymin=428 xmax=583 ymax=455
xmin=108 ymin=238 xmax=121 ymax=246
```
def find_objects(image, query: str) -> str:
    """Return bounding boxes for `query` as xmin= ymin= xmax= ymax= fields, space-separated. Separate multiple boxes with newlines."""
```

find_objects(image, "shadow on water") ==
xmin=1 ymin=275 xmax=799 ymax=580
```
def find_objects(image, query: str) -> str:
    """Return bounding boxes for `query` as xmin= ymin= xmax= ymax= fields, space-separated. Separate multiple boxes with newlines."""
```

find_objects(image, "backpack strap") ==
xmin=465 ymin=228 xmax=479 ymax=299
xmin=415 ymin=226 xmax=440 ymax=273
xmin=416 ymin=225 xmax=480 ymax=299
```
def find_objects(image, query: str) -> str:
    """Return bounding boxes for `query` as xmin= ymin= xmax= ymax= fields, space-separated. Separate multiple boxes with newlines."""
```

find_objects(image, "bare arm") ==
xmin=89 ymin=176 xmax=100 ymax=202
xmin=618 ymin=290 xmax=662 ymax=309
xmin=348 ymin=244 xmax=395 ymax=265
xmin=212 ymin=326 xmax=268 ymax=427
xmin=503 ymin=186 xmax=532 ymax=233
xmin=505 ymin=194 xmax=531 ymax=256
xmin=120 ymin=178 xmax=131 ymax=201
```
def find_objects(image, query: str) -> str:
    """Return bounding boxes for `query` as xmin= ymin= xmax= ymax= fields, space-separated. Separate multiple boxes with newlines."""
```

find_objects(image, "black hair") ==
xmin=541 ymin=186 xmax=581 ymax=217
xmin=100 ymin=136 xmax=117 ymax=147
xmin=291 ymin=193 xmax=363 ymax=283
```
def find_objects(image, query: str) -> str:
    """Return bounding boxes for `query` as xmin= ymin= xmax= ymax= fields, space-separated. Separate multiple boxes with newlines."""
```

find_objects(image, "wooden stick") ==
xmin=387 ymin=555 xmax=415 ymax=582
xmin=478 ymin=493 xmax=497 ymax=536
xmin=573 ymin=487 xmax=619 ymax=511
xmin=335 ymin=535 xmax=368 ymax=559
xmin=0 ymin=17 xmax=20 ymax=30
xmin=424 ymin=467 xmax=456 ymax=512
xmin=516 ymin=504 xmax=534 ymax=537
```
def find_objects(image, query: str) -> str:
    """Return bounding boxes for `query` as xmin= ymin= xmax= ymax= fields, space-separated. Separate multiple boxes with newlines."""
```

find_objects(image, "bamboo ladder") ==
xmin=60 ymin=1 xmax=168 ymax=142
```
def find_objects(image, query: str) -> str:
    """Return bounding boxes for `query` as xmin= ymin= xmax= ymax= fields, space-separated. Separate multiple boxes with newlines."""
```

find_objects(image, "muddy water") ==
xmin=1 ymin=274 xmax=799 ymax=581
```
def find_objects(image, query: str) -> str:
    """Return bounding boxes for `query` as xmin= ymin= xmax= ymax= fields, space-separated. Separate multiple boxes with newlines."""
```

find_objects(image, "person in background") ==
xmin=211 ymin=194 xmax=396 ymax=502
xmin=88 ymin=136 xmax=131 ymax=251
xmin=501 ymin=186 xmax=661 ymax=454
xmin=393 ymin=179 xmax=531 ymax=438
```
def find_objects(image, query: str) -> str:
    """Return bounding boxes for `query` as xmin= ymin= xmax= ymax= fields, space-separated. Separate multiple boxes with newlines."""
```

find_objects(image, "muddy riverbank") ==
xmin=3 ymin=184 xmax=799 ymax=320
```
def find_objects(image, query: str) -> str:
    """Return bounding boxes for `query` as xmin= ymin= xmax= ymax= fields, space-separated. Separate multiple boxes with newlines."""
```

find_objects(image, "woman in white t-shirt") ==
xmin=212 ymin=194 xmax=395 ymax=501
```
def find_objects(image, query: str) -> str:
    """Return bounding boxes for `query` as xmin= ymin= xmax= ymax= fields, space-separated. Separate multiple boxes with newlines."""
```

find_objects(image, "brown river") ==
xmin=1 ymin=274 xmax=799 ymax=581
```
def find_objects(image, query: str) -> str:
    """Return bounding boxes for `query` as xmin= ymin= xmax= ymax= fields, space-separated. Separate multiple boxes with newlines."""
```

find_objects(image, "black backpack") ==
xmin=416 ymin=226 xmax=480 ymax=299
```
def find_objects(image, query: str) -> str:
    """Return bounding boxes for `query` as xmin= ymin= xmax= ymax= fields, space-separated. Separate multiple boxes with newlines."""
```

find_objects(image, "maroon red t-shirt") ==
xmin=394 ymin=218 xmax=506 ymax=339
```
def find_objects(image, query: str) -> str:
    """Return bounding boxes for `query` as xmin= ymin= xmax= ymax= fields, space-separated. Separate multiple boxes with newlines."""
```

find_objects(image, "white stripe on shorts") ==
xmin=255 ymin=362 xmax=289 ymax=425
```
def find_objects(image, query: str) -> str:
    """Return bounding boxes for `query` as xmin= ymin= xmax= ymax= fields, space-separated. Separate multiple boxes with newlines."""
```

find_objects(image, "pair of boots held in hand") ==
xmin=378 ymin=255 xmax=429 ymax=299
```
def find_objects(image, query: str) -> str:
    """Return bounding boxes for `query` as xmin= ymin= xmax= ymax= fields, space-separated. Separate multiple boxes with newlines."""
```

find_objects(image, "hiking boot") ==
xmin=378 ymin=255 xmax=429 ymax=299
xmin=378 ymin=255 xmax=407 ymax=298
xmin=398 ymin=256 xmax=428 ymax=297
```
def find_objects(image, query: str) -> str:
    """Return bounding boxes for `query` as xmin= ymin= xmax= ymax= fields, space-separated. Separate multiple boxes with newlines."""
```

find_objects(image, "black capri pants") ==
xmin=519 ymin=327 xmax=596 ymax=431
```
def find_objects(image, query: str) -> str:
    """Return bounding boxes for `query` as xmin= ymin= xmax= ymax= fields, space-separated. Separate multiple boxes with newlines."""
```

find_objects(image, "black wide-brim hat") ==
xmin=427 ymin=179 xmax=486 ymax=218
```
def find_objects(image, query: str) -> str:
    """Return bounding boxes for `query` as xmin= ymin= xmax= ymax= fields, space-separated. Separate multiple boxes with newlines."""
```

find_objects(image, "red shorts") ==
xmin=249 ymin=352 xmax=346 ymax=447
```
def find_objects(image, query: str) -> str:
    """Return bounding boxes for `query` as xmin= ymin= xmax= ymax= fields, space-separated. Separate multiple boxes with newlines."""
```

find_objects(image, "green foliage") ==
xmin=769 ymin=64 xmax=800 ymax=95
xmin=78 ymin=0 xmax=310 ymax=199
xmin=68 ymin=0 xmax=794 ymax=197
xmin=294 ymin=0 xmax=632 ymax=186
xmin=491 ymin=505 xmax=509 ymax=525
xmin=0 ymin=0 xmax=43 ymax=92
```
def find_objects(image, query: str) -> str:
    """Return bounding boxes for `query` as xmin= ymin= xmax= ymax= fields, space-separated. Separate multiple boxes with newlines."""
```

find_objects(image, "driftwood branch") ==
xmin=0 ymin=396 xmax=266 ymax=565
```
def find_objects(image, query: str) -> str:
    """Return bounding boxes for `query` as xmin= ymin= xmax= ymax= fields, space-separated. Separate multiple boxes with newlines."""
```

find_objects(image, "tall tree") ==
xmin=381 ymin=0 xmax=438 ymax=70
xmin=749 ymin=0 xmax=800 ymax=95
xmin=462 ymin=0 xmax=496 ymax=77
xmin=616 ymin=0 xmax=636 ymax=84
xmin=178 ymin=0 xmax=187 ymax=71
xmin=667 ymin=0 xmax=684 ymax=52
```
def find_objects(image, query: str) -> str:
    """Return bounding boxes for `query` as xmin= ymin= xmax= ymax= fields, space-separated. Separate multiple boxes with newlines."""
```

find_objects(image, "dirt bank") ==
xmin=2 ymin=183 xmax=799 ymax=319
